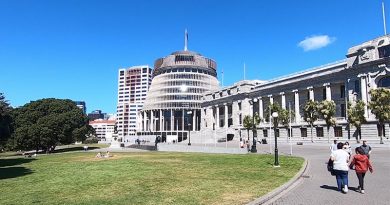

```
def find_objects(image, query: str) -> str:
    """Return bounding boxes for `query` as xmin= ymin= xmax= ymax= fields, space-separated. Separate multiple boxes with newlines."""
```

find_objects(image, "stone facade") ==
xmin=200 ymin=35 xmax=390 ymax=143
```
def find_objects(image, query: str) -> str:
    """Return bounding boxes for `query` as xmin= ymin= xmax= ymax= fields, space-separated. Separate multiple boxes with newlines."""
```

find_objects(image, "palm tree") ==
xmin=303 ymin=100 xmax=319 ymax=142
xmin=347 ymin=100 xmax=366 ymax=143
xmin=243 ymin=115 xmax=253 ymax=142
xmin=318 ymin=100 xmax=336 ymax=143
xmin=368 ymin=88 xmax=390 ymax=144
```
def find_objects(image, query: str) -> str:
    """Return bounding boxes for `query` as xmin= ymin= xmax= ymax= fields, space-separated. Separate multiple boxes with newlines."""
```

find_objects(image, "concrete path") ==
xmin=255 ymin=142 xmax=390 ymax=205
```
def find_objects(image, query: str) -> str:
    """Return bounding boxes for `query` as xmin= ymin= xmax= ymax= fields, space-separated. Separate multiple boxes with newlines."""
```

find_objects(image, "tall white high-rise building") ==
xmin=116 ymin=65 xmax=152 ymax=140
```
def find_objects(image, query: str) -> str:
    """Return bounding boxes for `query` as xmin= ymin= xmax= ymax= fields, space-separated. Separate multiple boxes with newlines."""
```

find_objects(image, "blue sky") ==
xmin=0 ymin=0 xmax=387 ymax=113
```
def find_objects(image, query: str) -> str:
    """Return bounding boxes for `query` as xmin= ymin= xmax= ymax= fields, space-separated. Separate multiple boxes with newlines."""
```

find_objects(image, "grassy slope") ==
xmin=0 ymin=152 xmax=303 ymax=205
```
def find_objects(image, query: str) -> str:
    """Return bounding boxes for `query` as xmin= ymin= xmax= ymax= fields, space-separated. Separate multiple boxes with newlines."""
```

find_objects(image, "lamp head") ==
xmin=272 ymin=112 xmax=278 ymax=118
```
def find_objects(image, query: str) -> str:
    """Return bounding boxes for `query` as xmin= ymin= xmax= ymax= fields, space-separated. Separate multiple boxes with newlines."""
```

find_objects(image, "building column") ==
xmin=232 ymin=101 xmax=239 ymax=126
xmin=216 ymin=105 xmax=220 ymax=128
xmin=280 ymin=92 xmax=286 ymax=109
xmin=258 ymin=97 xmax=263 ymax=120
xmin=293 ymin=89 xmax=300 ymax=123
xmin=182 ymin=109 xmax=185 ymax=131
xmin=171 ymin=109 xmax=174 ymax=132
xmin=150 ymin=110 xmax=154 ymax=131
xmin=224 ymin=103 xmax=228 ymax=128
xmin=160 ymin=110 xmax=163 ymax=131
xmin=308 ymin=86 xmax=314 ymax=100
xmin=324 ymin=83 xmax=331 ymax=101
xmin=359 ymin=75 xmax=369 ymax=118
xmin=193 ymin=110 xmax=196 ymax=131
xmin=268 ymin=95 xmax=273 ymax=105
xmin=143 ymin=111 xmax=147 ymax=132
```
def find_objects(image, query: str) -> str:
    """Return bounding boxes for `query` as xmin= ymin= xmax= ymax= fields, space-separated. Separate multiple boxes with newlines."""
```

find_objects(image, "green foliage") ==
xmin=303 ymin=100 xmax=319 ymax=127
xmin=368 ymin=88 xmax=390 ymax=143
xmin=264 ymin=102 xmax=294 ymax=127
xmin=368 ymin=88 xmax=390 ymax=124
xmin=9 ymin=98 xmax=93 ymax=151
xmin=317 ymin=100 xmax=336 ymax=129
xmin=243 ymin=115 xmax=253 ymax=130
xmin=0 ymin=93 xmax=13 ymax=149
xmin=83 ymin=137 xmax=99 ymax=144
xmin=243 ymin=115 xmax=253 ymax=140
xmin=347 ymin=100 xmax=366 ymax=129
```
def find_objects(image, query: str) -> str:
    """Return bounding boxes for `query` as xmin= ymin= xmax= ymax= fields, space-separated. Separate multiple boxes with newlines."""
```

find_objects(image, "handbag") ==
xmin=327 ymin=158 xmax=335 ymax=176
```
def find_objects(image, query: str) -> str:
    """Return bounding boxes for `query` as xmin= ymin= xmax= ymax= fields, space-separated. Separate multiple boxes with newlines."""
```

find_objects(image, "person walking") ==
xmin=349 ymin=147 xmax=373 ymax=194
xmin=343 ymin=141 xmax=352 ymax=158
xmin=360 ymin=140 xmax=372 ymax=159
xmin=330 ymin=140 xmax=338 ymax=153
xmin=330 ymin=142 xmax=350 ymax=193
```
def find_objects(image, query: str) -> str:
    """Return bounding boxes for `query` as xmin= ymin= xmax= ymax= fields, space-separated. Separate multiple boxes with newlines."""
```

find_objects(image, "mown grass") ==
xmin=0 ymin=152 xmax=304 ymax=205
xmin=0 ymin=143 xmax=109 ymax=158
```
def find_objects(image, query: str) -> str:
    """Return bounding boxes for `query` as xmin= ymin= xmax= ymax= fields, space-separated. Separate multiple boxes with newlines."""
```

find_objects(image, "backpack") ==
xmin=327 ymin=158 xmax=335 ymax=176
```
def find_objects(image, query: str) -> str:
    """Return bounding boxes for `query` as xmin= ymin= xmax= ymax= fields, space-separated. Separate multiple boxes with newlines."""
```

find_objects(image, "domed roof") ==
xmin=170 ymin=50 xmax=201 ymax=56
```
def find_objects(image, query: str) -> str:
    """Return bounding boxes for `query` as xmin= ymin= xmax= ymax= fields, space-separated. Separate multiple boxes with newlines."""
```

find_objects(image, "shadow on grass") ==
xmin=0 ymin=158 xmax=36 ymax=168
xmin=52 ymin=146 xmax=100 ymax=154
xmin=0 ymin=166 xmax=33 ymax=180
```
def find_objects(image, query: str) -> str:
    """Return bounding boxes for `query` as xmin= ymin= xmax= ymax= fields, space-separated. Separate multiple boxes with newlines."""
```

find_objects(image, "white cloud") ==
xmin=298 ymin=35 xmax=336 ymax=51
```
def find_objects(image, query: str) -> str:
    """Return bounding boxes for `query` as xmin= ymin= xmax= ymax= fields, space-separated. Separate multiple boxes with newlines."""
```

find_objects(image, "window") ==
xmin=340 ymin=85 xmax=345 ymax=98
xmin=378 ymin=76 xmax=390 ymax=88
xmin=378 ymin=45 xmax=390 ymax=58
xmin=263 ymin=129 xmax=268 ymax=137
xmin=238 ymin=102 xmax=242 ymax=111
xmin=301 ymin=128 xmax=307 ymax=138
xmin=334 ymin=127 xmax=343 ymax=137
xmin=239 ymin=114 xmax=242 ymax=125
xmin=316 ymin=127 xmax=324 ymax=137
xmin=341 ymin=104 xmax=346 ymax=118
xmin=354 ymin=80 xmax=360 ymax=93
xmin=322 ymin=88 xmax=326 ymax=100
xmin=307 ymin=90 xmax=310 ymax=100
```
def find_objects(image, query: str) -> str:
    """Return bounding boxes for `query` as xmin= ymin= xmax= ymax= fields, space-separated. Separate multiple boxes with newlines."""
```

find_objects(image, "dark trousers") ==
xmin=334 ymin=169 xmax=348 ymax=191
xmin=356 ymin=172 xmax=366 ymax=190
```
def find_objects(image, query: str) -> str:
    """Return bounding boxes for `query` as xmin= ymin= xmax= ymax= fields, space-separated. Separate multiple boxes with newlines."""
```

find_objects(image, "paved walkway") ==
xmin=255 ymin=142 xmax=390 ymax=205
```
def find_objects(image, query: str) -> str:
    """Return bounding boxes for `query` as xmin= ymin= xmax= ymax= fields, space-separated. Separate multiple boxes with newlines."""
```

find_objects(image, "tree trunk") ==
xmin=247 ymin=129 xmax=250 ymax=141
xmin=380 ymin=122 xmax=384 ymax=144
xmin=327 ymin=126 xmax=330 ymax=143
xmin=347 ymin=124 xmax=351 ymax=140
xmin=311 ymin=124 xmax=313 ymax=143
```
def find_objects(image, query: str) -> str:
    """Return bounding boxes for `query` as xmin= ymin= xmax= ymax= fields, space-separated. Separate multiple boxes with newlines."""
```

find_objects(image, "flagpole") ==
xmin=184 ymin=29 xmax=188 ymax=51
xmin=383 ymin=1 xmax=387 ymax=35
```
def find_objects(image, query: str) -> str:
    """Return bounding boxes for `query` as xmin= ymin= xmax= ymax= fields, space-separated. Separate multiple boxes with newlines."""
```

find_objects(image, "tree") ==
xmin=368 ymin=88 xmax=390 ymax=144
xmin=318 ymin=100 xmax=336 ymax=143
xmin=347 ymin=100 xmax=366 ymax=143
xmin=303 ymin=100 xmax=319 ymax=142
xmin=243 ymin=115 xmax=253 ymax=141
xmin=10 ymin=98 xmax=93 ymax=152
xmin=264 ymin=102 xmax=283 ymax=127
xmin=0 ymin=93 xmax=13 ymax=150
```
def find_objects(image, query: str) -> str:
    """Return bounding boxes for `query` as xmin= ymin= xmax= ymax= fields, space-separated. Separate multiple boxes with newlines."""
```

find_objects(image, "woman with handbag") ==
xmin=330 ymin=142 xmax=350 ymax=193
xmin=349 ymin=147 xmax=373 ymax=194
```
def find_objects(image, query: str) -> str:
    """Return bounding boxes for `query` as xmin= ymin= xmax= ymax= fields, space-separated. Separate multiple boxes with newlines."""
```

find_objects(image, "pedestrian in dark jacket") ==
xmin=349 ymin=147 xmax=373 ymax=194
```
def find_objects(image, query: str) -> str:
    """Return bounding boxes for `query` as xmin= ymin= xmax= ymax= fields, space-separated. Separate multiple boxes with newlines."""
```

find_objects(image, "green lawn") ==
xmin=0 ymin=152 xmax=304 ymax=205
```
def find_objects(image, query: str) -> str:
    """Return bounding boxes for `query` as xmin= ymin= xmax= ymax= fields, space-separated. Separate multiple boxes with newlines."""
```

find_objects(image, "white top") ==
xmin=331 ymin=149 xmax=350 ymax=171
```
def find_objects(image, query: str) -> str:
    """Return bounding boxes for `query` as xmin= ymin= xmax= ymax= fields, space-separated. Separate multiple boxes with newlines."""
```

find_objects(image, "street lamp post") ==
xmin=187 ymin=110 xmax=192 ymax=146
xmin=251 ymin=98 xmax=258 ymax=153
xmin=272 ymin=112 xmax=280 ymax=167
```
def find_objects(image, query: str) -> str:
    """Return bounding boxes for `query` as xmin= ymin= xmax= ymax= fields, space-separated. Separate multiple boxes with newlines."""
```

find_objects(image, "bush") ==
xmin=84 ymin=137 xmax=98 ymax=144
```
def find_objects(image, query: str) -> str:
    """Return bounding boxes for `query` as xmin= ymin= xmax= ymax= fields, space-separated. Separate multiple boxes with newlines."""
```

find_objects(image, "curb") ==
xmin=247 ymin=158 xmax=309 ymax=205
